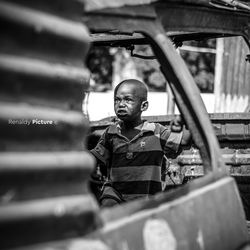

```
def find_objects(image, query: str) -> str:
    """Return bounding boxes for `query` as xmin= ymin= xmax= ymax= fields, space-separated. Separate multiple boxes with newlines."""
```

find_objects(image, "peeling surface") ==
xmin=197 ymin=229 xmax=204 ymax=250
xmin=120 ymin=241 xmax=129 ymax=250
xmin=143 ymin=218 xmax=177 ymax=250
xmin=65 ymin=240 xmax=111 ymax=250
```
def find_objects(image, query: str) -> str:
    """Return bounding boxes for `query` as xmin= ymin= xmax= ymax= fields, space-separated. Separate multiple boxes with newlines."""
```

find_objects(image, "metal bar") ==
xmin=179 ymin=45 xmax=217 ymax=53
xmin=216 ymin=0 xmax=250 ymax=11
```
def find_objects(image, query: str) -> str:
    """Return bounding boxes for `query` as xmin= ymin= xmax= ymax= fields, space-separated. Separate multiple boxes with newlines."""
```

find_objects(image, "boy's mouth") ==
xmin=117 ymin=109 xmax=127 ymax=115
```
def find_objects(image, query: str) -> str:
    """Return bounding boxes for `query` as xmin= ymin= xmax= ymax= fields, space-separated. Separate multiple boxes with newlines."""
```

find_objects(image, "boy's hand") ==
xmin=170 ymin=115 xmax=184 ymax=132
xmin=171 ymin=115 xmax=191 ymax=145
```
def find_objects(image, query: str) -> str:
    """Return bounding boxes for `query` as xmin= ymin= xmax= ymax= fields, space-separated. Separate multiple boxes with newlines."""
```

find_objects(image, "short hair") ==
xmin=114 ymin=79 xmax=148 ymax=101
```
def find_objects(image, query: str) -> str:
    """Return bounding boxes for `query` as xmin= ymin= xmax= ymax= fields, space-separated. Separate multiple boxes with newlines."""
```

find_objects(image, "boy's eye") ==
xmin=124 ymin=97 xmax=133 ymax=103
xmin=114 ymin=97 xmax=134 ymax=104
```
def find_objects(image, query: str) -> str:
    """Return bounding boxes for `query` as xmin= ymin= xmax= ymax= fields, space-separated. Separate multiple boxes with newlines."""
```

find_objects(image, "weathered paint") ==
xmin=143 ymin=219 xmax=177 ymax=250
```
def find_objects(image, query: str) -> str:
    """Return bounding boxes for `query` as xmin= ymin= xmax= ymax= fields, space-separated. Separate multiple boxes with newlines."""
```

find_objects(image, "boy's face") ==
xmin=114 ymin=83 xmax=145 ymax=122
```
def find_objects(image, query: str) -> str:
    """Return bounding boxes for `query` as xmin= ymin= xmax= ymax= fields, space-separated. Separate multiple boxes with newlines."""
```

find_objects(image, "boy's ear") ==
xmin=141 ymin=101 xmax=148 ymax=112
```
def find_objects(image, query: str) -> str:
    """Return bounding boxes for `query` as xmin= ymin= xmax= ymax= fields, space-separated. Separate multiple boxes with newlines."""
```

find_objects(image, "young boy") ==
xmin=90 ymin=79 xmax=190 ymax=206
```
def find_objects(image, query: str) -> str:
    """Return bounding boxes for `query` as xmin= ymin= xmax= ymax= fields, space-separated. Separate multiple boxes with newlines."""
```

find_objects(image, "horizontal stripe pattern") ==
xmin=111 ymin=165 xmax=161 ymax=182
xmin=113 ymin=181 xmax=162 ymax=195
xmin=164 ymin=131 xmax=183 ymax=153
xmin=122 ymin=194 xmax=153 ymax=201
xmin=91 ymin=122 xmax=182 ymax=201
xmin=111 ymin=151 xmax=163 ymax=168
xmin=112 ymin=133 xmax=164 ymax=154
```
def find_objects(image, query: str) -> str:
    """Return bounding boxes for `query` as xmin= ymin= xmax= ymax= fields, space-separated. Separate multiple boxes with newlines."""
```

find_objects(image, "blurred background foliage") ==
xmin=87 ymin=46 xmax=114 ymax=92
xmin=180 ymin=39 xmax=216 ymax=93
xmin=87 ymin=39 xmax=216 ymax=93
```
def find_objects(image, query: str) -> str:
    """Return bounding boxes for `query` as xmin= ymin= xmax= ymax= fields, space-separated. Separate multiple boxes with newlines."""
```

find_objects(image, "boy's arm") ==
xmin=90 ymin=129 xmax=110 ymax=164
xmin=181 ymin=126 xmax=191 ymax=146
xmin=170 ymin=115 xmax=191 ymax=146
xmin=90 ymin=128 xmax=111 ymax=177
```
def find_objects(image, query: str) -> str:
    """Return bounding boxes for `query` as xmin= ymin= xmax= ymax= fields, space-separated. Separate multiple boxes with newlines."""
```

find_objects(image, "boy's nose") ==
xmin=119 ymin=100 xmax=126 ymax=106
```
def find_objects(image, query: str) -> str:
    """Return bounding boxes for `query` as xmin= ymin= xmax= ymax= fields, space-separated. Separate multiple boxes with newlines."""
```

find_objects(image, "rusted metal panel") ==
xmin=155 ymin=1 xmax=250 ymax=40
xmin=91 ymin=177 xmax=248 ymax=250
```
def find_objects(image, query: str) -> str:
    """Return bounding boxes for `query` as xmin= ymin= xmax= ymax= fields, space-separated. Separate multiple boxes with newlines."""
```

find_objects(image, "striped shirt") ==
xmin=91 ymin=121 xmax=183 ymax=201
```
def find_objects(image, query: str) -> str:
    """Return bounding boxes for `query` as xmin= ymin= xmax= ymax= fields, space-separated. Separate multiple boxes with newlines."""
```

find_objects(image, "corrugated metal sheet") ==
xmin=215 ymin=37 xmax=250 ymax=112
xmin=0 ymin=1 xmax=99 ymax=249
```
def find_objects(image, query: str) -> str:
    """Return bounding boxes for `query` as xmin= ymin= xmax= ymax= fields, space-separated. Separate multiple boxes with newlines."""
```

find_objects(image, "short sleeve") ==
xmin=90 ymin=128 xmax=111 ymax=165
xmin=158 ymin=124 xmax=183 ymax=153
xmin=164 ymin=131 xmax=183 ymax=153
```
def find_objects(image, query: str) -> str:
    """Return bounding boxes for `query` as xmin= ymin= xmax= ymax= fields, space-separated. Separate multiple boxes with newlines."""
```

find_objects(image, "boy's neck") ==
xmin=122 ymin=118 xmax=143 ymax=130
xmin=120 ymin=119 xmax=144 ymax=141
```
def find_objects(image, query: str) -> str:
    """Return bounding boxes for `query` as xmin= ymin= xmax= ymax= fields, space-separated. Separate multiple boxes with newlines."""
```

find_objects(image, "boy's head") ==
xmin=114 ymin=79 xmax=148 ymax=122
